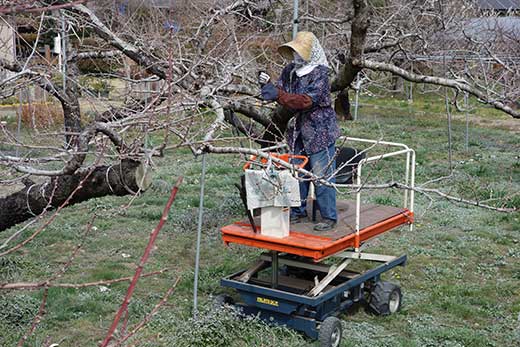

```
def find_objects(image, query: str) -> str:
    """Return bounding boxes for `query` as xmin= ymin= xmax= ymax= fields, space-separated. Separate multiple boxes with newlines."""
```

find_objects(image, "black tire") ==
xmin=369 ymin=281 xmax=402 ymax=316
xmin=319 ymin=316 xmax=342 ymax=347
xmin=213 ymin=294 xmax=234 ymax=310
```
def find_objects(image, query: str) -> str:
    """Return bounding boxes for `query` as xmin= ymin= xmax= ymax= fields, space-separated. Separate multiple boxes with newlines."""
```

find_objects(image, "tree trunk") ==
xmin=62 ymin=98 xmax=82 ymax=147
xmin=334 ymin=88 xmax=352 ymax=120
xmin=0 ymin=160 xmax=151 ymax=232
xmin=62 ymin=60 xmax=82 ymax=148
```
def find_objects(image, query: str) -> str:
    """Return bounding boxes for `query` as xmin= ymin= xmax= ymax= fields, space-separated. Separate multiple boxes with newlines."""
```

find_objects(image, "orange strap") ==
xmin=243 ymin=153 xmax=309 ymax=171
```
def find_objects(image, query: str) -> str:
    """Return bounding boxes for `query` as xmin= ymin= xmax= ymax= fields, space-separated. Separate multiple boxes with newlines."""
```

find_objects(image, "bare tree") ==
xmin=0 ymin=0 xmax=518 ymax=232
xmin=0 ymin=0 xmax=517 ymax=344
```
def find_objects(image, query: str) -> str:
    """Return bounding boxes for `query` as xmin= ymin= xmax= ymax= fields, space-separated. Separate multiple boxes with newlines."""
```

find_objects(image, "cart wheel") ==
xmin=369 ymin=281 xmax=402 ymax=316
xmin=213 ymin=294 xmax=234 ymax=310
xmin=319 ymin=317 xmax=342 ymax=347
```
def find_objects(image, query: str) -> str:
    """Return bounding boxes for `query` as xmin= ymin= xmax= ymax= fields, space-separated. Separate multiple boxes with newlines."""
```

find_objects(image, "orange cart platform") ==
xmin=221 ymin=200 xmax=414 ymax=261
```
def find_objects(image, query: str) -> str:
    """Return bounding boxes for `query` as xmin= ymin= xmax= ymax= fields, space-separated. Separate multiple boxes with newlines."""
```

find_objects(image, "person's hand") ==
xmin=261 ymin=83 xmax=279 ymax=101
xmin=258 ymin=71 xmax=270 ymax=86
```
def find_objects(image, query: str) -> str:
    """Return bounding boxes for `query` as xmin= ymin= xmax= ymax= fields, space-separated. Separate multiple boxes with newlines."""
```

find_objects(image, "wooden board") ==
xmin=243 ymin=200 xmax=408 ymax=240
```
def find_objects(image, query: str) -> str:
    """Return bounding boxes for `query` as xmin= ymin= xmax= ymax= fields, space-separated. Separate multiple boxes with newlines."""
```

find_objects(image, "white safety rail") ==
xmin=335 ymin=137 xmax=416 ymax=252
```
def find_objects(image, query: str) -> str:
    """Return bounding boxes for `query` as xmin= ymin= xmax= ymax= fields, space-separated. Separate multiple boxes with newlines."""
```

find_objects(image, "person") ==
xmin=258 ymin=31 xmax=339 ymax=232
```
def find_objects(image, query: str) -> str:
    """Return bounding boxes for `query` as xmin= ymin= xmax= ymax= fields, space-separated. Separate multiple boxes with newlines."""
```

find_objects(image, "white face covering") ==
xmin=292 ymin=38 xmax=330 ymax=77
xmin=293 ymin=52 xmax=306 ymax=68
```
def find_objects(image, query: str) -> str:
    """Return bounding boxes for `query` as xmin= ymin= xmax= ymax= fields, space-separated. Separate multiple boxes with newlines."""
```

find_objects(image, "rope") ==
xmin=105 ymin=165 xmax=115 ymax=193
xmin=25 ymin=184 xmax=37 ymax=217
xmin=39 ymin=181 xmax=49 ymax=205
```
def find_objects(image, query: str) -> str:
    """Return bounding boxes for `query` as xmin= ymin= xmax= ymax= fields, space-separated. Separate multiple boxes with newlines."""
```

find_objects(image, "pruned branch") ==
xmin=100 ymin=177 xmax=183 ymax=347
xmin=0 ymin=268 xmax=172 ymax=290
xmin=0 ymin=57 xmax=67 ymax=103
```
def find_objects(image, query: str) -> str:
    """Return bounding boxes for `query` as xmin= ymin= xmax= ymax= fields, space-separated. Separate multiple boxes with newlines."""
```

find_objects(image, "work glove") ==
xmin=260 ymin=83 xmax=279 ymax=101
xmin=258 ymin=71 xmax=270 ymax=86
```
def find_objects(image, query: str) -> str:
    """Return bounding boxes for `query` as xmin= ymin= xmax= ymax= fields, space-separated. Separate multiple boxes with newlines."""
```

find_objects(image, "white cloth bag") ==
xmin=244 ymin=169 xmax=301 ymax=211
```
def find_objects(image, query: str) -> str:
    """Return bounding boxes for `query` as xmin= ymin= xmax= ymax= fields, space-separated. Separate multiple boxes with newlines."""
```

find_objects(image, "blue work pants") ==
xmin=291 ymin=139 xmax=337 ymax=222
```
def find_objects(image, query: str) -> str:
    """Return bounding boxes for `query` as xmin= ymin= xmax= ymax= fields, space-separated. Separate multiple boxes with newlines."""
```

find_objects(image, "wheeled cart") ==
xmin=217 ymin=251 xmax=405 ymax=347
xmin=217 ymin=138 xmax=415 ymax=346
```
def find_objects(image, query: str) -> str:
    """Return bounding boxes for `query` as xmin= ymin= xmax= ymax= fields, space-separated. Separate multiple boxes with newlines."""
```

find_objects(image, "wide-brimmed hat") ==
xmin=277 ymin=31 xmax=317 ymax=61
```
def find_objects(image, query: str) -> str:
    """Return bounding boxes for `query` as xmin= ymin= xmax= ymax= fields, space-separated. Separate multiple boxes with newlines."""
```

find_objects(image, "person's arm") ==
xmin=260 ymin=65 xmax=328 ymax=111
xmin=276 ymin=66 xmax=330 ymax=110
xmin=274 ymin=64 xmax=313 ymax=110
xmin=277 ymin=90 xmax=313 ymax=110
xmin=261 ymin=84 xmax=313 ymax=110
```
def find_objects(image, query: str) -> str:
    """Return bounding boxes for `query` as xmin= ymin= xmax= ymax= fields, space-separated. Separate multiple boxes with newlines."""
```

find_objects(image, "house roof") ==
xmin=148 ymin=0 xmax=175 ymax=8
xmin=441 ymin=16 xmax=520 ymax=44
xmin=476 ymin=0 xmax=520 ymax=10
xmin=464 ymin=16 xmax=520 ymax=41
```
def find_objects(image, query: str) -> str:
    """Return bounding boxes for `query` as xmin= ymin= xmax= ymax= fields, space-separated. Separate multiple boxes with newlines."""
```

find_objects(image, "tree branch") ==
xmin=355 ymin=58 xmax=520 ymax=119
xmin=71 ymin=4 xmax=168 ymax=80
xmin=330 ymin=0 xmax=370 ymax=92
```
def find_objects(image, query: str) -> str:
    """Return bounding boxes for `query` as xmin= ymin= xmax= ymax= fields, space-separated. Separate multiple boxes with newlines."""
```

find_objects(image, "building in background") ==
xmin=0 ymin=17 xmax=15 ymax=81
xmin=476 ymin=0 xmax=520 ymax=15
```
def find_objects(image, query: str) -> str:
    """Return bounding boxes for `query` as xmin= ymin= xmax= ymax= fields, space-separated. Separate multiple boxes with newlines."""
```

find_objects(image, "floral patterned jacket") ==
xmin=276 ymin=63 xmax=340 ymax=154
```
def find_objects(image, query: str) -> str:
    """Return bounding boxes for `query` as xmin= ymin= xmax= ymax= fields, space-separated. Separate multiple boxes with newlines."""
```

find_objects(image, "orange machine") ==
xmin=221 ymin=200 xmax=413 ymax=261
xmin=223 ymin=145 xmax=415 ymax=262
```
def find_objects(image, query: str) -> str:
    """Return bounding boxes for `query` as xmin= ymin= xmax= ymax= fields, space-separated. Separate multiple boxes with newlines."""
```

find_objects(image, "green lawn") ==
xmin=0 ymin=95 xmax=519 ymax=347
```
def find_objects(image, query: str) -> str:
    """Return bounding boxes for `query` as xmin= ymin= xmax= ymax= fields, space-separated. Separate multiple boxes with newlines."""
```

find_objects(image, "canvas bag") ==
xmin=244 ymin=169 xmax=301 ymax=211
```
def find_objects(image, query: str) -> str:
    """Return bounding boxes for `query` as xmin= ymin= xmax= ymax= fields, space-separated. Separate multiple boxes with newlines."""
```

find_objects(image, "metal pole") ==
xmin=16 ymin=91 xmax=22 ymax=157
xmin=464 ymin=91 xmax=469 ymax=152
xmin=409 ymin=150 xmax=416 ymax=232
xmin=193 ymin=153 xmax=207 ymax=319
xmin=355 ymin=163 xmax=362 ymax=252
xmin=12 ymin=15 xmax=21 ymax=157
xmin=60 ymin=10 xmax=67 ymax=93
xmin=404 ymin=151 xmax=410 ymax=209
xmin=464 ymin=64 xmax=469 ymax=152
xmin=408 ymin=62 xmax=413 ymax=103
xmin=445 ymin=89 xmax=453 ymax=172
xmin=443 ymin=54 xmax=452 ymax=172
xmin=292 ymin=0 xmax=299 ymax=39
xmin=354 ymin=75 xmax=361 ymax=121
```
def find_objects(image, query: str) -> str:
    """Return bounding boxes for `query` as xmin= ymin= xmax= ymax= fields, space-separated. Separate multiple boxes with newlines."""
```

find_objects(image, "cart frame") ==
xmin=220 ymin=252 xmax=406 ymax=340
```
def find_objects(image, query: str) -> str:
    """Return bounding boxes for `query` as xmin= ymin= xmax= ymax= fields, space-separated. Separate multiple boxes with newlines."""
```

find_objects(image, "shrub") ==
xmin=21 ymin=102 xmax=63 ymax=129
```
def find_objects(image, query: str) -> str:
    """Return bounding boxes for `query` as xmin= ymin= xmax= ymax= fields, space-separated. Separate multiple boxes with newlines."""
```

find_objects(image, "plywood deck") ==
xmin=244 ymin=200 xmax=407 ymax=240
xmin=222 ymin=200 xmax=413 ymax=261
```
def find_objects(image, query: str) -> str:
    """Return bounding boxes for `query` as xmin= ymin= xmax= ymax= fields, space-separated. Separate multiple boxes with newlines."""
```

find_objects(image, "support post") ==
xmin=193 ymin=154 xmax=207 ymax=319
xmin=355 ymin=164 xmax=362 ymax=251
xmin=292 ymin=0 xmax=299 ymax=39
xmin=409 ymin=150 xmax=416 ymax=232
xmin=443 ymin=54 xmax=453 ymax=172
xmin=271 ymin=250 xmax=279 ymax=289
xmin=404 ymin=151 xmax=410 ymax=208
xmin=464 ymin=64 xmax=469 ymax=152
xmin=15 ymin=90 xmax=23 ymax=157
xmin=354 ymin=75 xmax=361 ymax=121
xmin=408 ymin=62 xmax=413 ymax=103
xmin=60 ymin=10 xmax=67 ymax=93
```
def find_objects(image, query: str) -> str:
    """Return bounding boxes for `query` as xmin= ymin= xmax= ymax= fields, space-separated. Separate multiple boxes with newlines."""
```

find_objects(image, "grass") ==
xmin=0 ymin=93 xmax=519 ymax=347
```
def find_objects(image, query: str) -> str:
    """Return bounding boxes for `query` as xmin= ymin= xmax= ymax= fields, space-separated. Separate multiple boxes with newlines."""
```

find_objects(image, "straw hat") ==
xmin=277 ymin=31 xmax=317 ymax=61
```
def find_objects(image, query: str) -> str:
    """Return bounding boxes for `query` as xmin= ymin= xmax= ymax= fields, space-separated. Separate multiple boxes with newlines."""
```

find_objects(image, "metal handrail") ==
xmin=336 ymin=137 xmax=415 ymax=251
